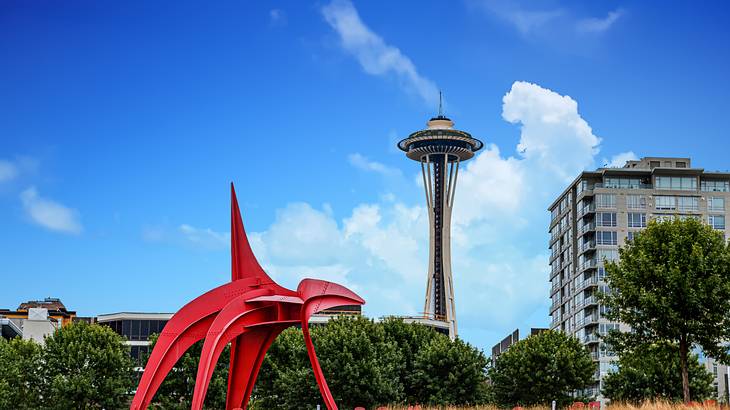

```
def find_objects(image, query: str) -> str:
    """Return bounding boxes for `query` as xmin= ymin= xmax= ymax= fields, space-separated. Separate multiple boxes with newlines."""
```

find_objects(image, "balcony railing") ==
xmin=590 ymin=351 xmax=600 ymax=361
xmin=577 ymin=204 xmax=596 ymax=218
xmin=551 ymin=280 xmax=561 ymax=293
xmin=578 ymin=276 xmax=599 ymax=291
xmin=550 ymin=299 xmax=561 ymax=312
xmin=550 ymin=318 xmax=561 ymax=329
xmin=584 ymin=333 xmax=600 ymax=344
xmin=579 ymin=222 xmax=596 ymax=235
xmin=584 ymin=295 xmax=598 ymax=306
xmin=580 ymin=259 xmax=597 ymax=272
xmin=579 ymin=240 xmax=596 ymax=254
xmin=594 ymin=182 xmax=653 ymax=190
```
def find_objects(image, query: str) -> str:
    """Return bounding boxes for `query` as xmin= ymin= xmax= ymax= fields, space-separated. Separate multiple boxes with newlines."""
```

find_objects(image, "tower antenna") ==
xmin=438 ymin=90 xmax=443 ymax=117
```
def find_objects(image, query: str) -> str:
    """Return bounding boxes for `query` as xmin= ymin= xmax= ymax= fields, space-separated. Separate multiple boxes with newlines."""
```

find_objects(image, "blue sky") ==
xmin=1 ymin=0 xmax=729 ymax=350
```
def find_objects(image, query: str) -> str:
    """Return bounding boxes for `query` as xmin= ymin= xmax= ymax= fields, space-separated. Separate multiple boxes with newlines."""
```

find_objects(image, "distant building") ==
xmin=490 ymin=328 xmax=548 ymax=366
xmin=698 ymin=351 xmax=730 ymax=402
xmin=0 ymin=317 xmax=21 ymax=340
xmin=308 ymin=305 xmax=362 ymax=325
xmin=548 ymin=157 xmax=730 ymax=399
xmin=97 ymin=312 xmax=173 ymax=366
xmin=0 ymin=297 xmax=80 ymax=344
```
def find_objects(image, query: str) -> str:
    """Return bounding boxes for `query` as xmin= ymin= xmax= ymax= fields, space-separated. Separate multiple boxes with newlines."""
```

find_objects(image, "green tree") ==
xmin=42 ymin=321 xmax=134 ymax=409
xmin=145 ymin=333 xmax=230 ymax=409
xmin=602 ymin=341 xmax=714 ymax=403
xmin=600 ymin=218 xmax=730 ymax=403
xmin=255 ymin=316 xmax=404 ymax=409
xmin=489 ymin=330 xmax=594 ymax=407
xmin=0 ymin=337 xmax=44 ymax=409
xmin=380 ymin=317 xmax=441 ymax=403
xmin=411 ymin=335 xmax=490 ymax=405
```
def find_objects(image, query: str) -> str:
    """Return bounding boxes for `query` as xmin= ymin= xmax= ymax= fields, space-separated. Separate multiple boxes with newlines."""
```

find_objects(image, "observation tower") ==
xmin=397 ymin=102 xmax=483 ymax=340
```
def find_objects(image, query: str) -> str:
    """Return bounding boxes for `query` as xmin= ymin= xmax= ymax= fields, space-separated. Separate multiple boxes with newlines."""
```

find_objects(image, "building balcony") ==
xmin=550 ymin=280 xmax=561 ymax=293
xmin=550 ymin=317 xmax=561 ymax=329
xmin=594 ymin=182 xmax=653 ymax=190
xmin=583 ymin=295 xmax=598 ymax=307
xmin=550 ymin=299 xmax=561 ymax=313
xmin=579 ymin=222 xmax=596 ymax=235
xmin=577 ymin=276 xmax=599 ymax=291
xmin=590 ymin=351 xmax=600 ymax=361
xmin=584 ymin=333 xmax=600 ymax=344
xmin=577 ymin=204 xmax=596 ymax=218
xmin=579 ymin=259 xmax=597 ymax=272
xmin=579 ymin=240 xmax=596 ymax=254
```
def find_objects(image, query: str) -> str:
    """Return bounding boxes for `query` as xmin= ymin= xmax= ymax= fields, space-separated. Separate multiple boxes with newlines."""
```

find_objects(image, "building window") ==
xmin=676 ymin=161 xmax=687 ymax=168
xmin=701 ymin=180 xmax=730 ymax=192
xmin=626 ymin=195 xmax=647 ymax=209
xmin=598 ymin=249 xmax=619 ymax=261
xmin=596 ymin=212 xmax=617 ymax=227
xmin=627 ymin=213 xmax=647 ymax=228
xmin=709 ymin=215 xmax=726 ymax=230
xmin=655 ymin=196 xmax=676 ymax=210
xmin=708 ymin=197 xmax=725 ymax=212
xmin=677 ymin=196 xmax=699 ymax=211
xmin=656 ymin=176 xmax=697 ymax=191
xmin=627 ymin=231 xmax=637 ymax=241
xmin=596 ymin=194 xmax=616 ymax=208
xmin=596 ymin=231 xmax=618 ymax=245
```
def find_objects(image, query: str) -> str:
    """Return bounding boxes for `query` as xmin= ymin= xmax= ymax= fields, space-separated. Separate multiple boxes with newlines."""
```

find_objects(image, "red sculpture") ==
xmin=130 ymin=184 xmax=365 ymax=410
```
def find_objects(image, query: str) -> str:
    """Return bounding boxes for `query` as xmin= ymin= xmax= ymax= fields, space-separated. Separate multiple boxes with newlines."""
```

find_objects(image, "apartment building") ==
xmin=548 ymin=157 xmax=730 ymax=399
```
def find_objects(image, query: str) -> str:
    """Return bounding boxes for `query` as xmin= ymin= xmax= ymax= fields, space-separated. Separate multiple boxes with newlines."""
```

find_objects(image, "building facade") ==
xmin=0 ymin=297 xmax=81 ymax=344
xmin=548 ymin=157 xmax=730 ymax=399
xmin=97 ymin=312 xmax=173 ymax=366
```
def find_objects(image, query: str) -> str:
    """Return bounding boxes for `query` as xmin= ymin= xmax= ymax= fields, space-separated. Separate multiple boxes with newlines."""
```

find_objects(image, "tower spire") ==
xmin=438 ymin=90 xmax=443 ymax=117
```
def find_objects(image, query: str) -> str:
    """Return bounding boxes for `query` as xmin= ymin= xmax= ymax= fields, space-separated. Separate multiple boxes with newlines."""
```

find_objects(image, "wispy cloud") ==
xmin=603 ymin=151 xmax=638 ymax=168
xmin=577 ymin=9 xmax=624 ymax=33
xmin=348 ymin=153 xmax=401 ymax=177
xmin=474 ymin=0 xmax=624 ymax=37
xmin=20 ymin=187 xmax=82 ymax=234
xmin=178 ymin=224 xmax=229 ymax=250
xmin=0 ymin=159 xmax=19 ymax=183
xmin=269 ymin=9 xmax=287 ymax=26
xmin=321 ymin=0 xmax=439 ymax=106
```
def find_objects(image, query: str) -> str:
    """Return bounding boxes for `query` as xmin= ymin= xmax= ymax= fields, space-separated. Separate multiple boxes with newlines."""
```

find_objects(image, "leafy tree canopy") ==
xmin=602 ymin=341 xmax=714 ymax=403
xmin=600 ymin=218 xmax=730 ymax=402
xmin=43 ymin=321 xmax=135 ymax=410
xmin=0 ymin=337 xmax=44 ymax=410
xmin=489 ymin=330 xmax=595 ymax=407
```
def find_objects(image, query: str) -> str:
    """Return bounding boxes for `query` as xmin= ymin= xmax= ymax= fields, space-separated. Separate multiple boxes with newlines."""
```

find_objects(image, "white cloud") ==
xmin=178 ymin=224 xmax=229 ymax=249
xmin=502 ymin=81 xmax=600 ymax=183
xmin=0 ymin=160 xmax=19 ymax=183
xmin=604 ymin=151 xmax=638 ymax=168
xmin=348 ymin=153 xmax=401 ymax=177
xmin=577 ymin=9 xmax=624 ymax=33
xmin=20 ymin=187 xmax=82 ymax=234
xmin=321 ymin=0 xmax=439 ymax=106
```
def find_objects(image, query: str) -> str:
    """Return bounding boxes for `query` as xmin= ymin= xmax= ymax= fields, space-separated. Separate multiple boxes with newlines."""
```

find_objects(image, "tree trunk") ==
xmin=679 ymin=335 xmax=691 ymax=404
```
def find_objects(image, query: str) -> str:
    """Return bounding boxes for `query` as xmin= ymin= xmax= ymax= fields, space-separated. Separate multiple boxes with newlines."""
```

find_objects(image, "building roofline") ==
xmin=96 ymin=312 xmax=174 ymax=322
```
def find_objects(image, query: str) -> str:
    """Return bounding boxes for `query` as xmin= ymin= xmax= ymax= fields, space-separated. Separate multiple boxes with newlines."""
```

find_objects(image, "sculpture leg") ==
xmin=191 ymin=303 xmax=279 ymax=410
xmin=225 ymin=327 xmax=284 ymax=410
xmin=130 ymin=315 xmax=216 ymax=410
xmin=301 ymin=322 xmax=338 ymax=410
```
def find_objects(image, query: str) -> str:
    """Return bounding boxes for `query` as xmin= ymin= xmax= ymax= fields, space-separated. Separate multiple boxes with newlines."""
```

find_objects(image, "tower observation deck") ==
xmin=397 ymin=114 xmax=483 ymax=340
